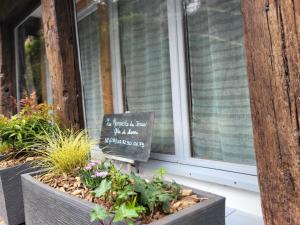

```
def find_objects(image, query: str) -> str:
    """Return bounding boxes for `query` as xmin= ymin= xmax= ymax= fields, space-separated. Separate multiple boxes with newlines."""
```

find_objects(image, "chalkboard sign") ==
xmin=100 ymin=112 xmax=155 ymax=162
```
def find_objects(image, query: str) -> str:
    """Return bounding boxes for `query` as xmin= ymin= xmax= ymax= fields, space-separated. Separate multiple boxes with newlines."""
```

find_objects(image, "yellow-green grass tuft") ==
xmin=35 ymin=128 xmax=96 ymax=175
xmin=0 ymin=142 xmax=12 ymax=154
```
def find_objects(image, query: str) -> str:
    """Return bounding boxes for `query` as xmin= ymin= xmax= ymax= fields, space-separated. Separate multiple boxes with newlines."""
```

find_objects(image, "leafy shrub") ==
xmin=0 ymin=93 xmax=58 ymax=158
xmin=80 ymin=162 xmax=182 ymax=225
xmin=35 ymin=127 xmax=94 ymax=175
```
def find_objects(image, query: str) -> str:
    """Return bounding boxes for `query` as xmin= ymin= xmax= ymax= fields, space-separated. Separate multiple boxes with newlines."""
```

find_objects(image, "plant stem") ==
xmin=108 ymin=215 xmax=115 ymax=225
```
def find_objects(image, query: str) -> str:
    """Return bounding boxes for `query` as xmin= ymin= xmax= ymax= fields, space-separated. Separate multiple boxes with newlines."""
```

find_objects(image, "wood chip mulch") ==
xmin=0 ymin=157 xmax=37 ymax=169
xmin=37 ymin=173 xmax=208 ymax=223
xmin=37 ymin=173 xmax=95 ymax=202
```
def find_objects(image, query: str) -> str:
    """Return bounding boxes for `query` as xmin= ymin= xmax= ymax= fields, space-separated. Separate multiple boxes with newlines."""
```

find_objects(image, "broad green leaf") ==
xmin=113 ymin=204 xmax=139 ymax=222
xmin=89 ymin=205 xmax=109 ymax=222
xmin=158 ymin=193 xmax=170 ymax=203
xmin=95 ymin=179 xmax=112 ymax=198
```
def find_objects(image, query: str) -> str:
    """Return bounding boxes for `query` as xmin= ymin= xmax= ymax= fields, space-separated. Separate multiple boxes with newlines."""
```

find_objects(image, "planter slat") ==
xmin=0 ymin=163 xmax=38 ymax=225
xmin=22 ymin=171 xmax=225 ymax=225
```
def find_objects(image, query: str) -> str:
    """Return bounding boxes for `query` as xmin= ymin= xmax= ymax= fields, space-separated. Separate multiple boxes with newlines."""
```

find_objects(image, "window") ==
xmin=76 ymin=0 xmax=115 ymax=139
xmin=77 ymin=10 xmax=104 ymax=139
xmin=76 ymin=0 xmax=257 ymax=188
xmin=183 ymin=0 xmax=255 ymax=165
xmin=15 ymin=7 xmax=52 ymax=107
xmin=118 ymin=0 xmax=175 ymax=155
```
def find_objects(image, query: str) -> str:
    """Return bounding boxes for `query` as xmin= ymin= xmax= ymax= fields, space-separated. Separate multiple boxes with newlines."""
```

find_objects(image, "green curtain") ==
xmin=78 ymin=11 xmax=104 ymax=139
xmin=118 ymin=0 xmax=175 ymax=154
xmin=185 ymin=0 xmax=255 ymax=165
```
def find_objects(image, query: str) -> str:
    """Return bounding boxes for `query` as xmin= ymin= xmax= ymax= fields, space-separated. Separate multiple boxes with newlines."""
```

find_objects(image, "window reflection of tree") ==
xmin=18 ymin=17 xmax=47 ymax=104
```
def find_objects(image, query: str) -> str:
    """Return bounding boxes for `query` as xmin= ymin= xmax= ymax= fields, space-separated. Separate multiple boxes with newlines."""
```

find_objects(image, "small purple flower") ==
xmin=89 ymin=162 xmax=97 ymax=167
xmin=94 ymin=171 xmax=108 ymax=178
xmin=85 ymin=161 xmax=99 ymax=170
xmin=85 ymin=165 xmax=92 ymax=170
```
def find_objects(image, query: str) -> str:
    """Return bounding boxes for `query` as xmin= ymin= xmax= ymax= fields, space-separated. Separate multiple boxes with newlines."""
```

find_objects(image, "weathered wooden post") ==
xmin=242 ymin=1 xmax=300 ymax=224
xmin=98 ymin=2 xmax=113 ymax=114
xmin=41 ymin=0 xmax=84 ymax=129
xmin=0 ymin=23 xmax=14 ymax=117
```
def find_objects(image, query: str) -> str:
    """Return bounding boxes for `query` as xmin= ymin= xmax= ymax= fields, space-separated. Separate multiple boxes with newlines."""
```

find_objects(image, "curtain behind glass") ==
xmin=78 ymin=11 xmax=104 ymax=139
xmin=118 ymin=0 xmax=175 ymax=155
xmin=185 ymin=0 xmax=255 ymax=165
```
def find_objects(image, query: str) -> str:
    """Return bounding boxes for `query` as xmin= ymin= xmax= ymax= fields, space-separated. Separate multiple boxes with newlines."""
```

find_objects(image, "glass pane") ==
xmin=77 ymin=11 xmax=104 ymax=139
xmin=118 ymin=0 xmax=175 ymax=154
xmin=16 ymin=7 xmax=52 ymax=105
xmin=184 ymin=0 xmax=255 ymax=165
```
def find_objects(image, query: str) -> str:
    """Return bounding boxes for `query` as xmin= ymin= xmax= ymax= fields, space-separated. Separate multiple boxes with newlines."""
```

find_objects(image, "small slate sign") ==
xmin=100 ymin=112 xmax=155 ymax=162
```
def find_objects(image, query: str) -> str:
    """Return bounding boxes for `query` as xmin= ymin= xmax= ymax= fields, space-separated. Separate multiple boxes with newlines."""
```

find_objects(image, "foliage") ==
xmin=129 ymin=172 xmax=181 ymax=214
xmin=90 ymin=205 xmax=109 ymax=224
xmin=80 ymin=162 xmax=182 ymax=225
xmin=34 ymin=127 xmax=94 ymax=175
xmin=0 ymin=93 xmax=58 ymax=158
xmin=24 ymin=36 xmax=41 ymax=60
xmin=0 ymin=142 xmax=12 ymax=154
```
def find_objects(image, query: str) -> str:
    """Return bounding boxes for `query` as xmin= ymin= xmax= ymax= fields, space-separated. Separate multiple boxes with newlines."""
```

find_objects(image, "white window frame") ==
xmin=76 ymin=0 xmax=259 ymax=192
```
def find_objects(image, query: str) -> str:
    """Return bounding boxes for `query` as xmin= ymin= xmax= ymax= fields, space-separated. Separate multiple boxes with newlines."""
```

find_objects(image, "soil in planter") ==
xmin=0 ymin=156 xmax=37 ymax=169
xmin=37 ymin=173 xmax=208 ymax=224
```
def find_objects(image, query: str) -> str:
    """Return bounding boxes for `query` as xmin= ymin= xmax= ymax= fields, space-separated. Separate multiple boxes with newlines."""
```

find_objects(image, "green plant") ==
xmin=0 ymin=142 xmax=12 ymax=154
xmin=129 ymin=172 xmax=180 ymax=214
xmin=0 ymin=93 xmax=58 ymax=158
xmin=80 ymin=161 xmax=111 ymax=189
xmin=82 ymin=163 xmax=182 ymax=225
xmin=35 ymin=127 xmax=94 ymax=175
xmin=90 ymin=199 xmax=145 ymax=225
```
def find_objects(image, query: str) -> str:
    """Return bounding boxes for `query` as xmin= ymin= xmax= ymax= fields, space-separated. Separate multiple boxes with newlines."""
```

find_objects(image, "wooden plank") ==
xmin=41 ymin=0 xmax=84 ymax=129
xmin=242 ymin=1 xmax=300 ymax=224
xmin=0 ymin=23 xmax=14 ymax=116
xmin=98 ymin=3 xmax=113 ymax=114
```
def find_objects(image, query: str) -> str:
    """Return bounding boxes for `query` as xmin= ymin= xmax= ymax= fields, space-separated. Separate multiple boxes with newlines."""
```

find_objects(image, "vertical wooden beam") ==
xmin=98 ymin=3 xmax=113 ymax=114
xmin=41 ymin=0 xmax=84 ymax=129
xmin=242 ymin=1 xmax=300 ymax=224
xmin=0 ymin=23 xmax=14 ymax=117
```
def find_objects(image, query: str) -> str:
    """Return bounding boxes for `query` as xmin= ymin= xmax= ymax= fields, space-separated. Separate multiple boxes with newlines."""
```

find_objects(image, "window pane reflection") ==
xmin=16 ymin=7 xmax=52 ymax=105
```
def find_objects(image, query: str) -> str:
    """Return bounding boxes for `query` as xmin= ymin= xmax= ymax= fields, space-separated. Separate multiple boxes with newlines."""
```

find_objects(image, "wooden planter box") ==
xmin=0 ymin=162 xmax=38 ymax=225
xmin=22 ymin=171 xmax=225 ymax=225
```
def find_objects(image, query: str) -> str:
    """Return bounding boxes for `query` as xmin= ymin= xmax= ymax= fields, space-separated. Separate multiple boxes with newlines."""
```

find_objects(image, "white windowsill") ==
xmin=140 ymin=159 xmax=259 ymax=193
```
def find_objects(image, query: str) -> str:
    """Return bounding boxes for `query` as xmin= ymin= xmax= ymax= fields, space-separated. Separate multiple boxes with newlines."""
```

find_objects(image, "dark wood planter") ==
xmin=22 ymin=171 xmax=225 ymax=225
xmin=0 ymin=162 xmax=38 ymax=225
